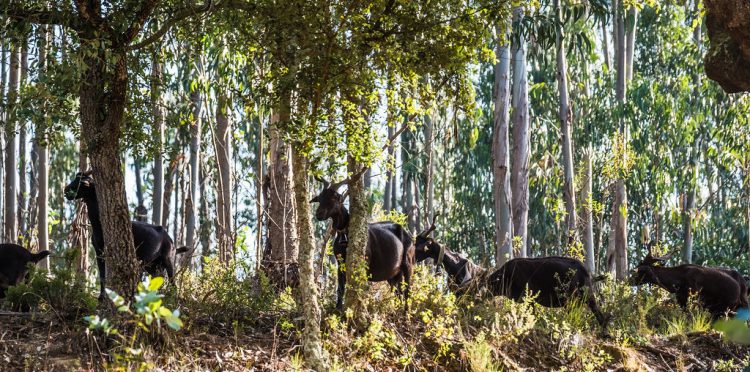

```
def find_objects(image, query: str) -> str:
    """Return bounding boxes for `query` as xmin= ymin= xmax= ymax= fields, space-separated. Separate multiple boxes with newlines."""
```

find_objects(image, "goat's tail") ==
xmin=31 ymin=250 xmax=51 ymax=263
xmin=176 ymin=246 xmax=190 ymax=254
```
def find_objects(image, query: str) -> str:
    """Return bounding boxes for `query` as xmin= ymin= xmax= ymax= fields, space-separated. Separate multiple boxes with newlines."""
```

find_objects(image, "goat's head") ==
xmin=310 ymin=167 xmax=370 ymax=221
xmin=415 ymin=214 xmax=441 ymax=263
xmin=64 ymin=171 xmax=95 ymax=201
xmin=629 ymin=241 xmax=672 ymax=285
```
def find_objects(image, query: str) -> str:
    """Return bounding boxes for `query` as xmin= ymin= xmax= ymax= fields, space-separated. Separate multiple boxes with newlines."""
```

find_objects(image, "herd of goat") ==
xmin=0 ymin=171 xmax=748 ymax=329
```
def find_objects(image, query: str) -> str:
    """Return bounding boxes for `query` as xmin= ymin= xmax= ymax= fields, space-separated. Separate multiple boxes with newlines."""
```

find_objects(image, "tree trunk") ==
xmin=79 ymin=47 xmax=139 ymax=301
xmin=384 ymin=124 xmax=393 ymax=211
xmin=199 ymin=162 xmax=211 ymax=265
xmin=556 ymin=0 xmax=578 ymax=246
xmin=134 ymin=156 xmax=144 ymax=208
xmin=264 ymin=91 xmax=299 ymax=287
xmin=0 ymin=40 xmax=6 ymax=235
xmin=511 ymin=6 xmax=530 ymax=258
xmin=255 ymin=113 xmax=265 ymax=271
xmin=424 ymin=108 xmax=435 ymax=229
xmin=683 ymin=10 xmax=702 ymax=264
xmin=402 ymin=128 xmax=417 ymax=233
xmin=291 ymin=147 xmax=328 ymax=370
xmin=625 ymin=7 xmax=638 ymax=82
xmin=151 ymin=49 xmax=164 ymax=226
xmin=601 ymin=18 xmax=610 ymax=70
xmin=215 ymin=93 xmax=234 ymax=263
xmin=17 ymin=39 xmax=28 ymax=238
xmin=185 ymin=47 xmax=202 ymax=263
xmin=581 ymin=147 xmax=595 ymax=272
xmin=344 ymin=157 xmax=369 ymax=324
xmin=35 ymin=25 xmax=50 ymax=270
xmin=492 ymin=21 xmax=513 ymax=266
xmin=608 ymin=0 xmax=629 ymax=280
xmin=4 ymin=42 xmax=19 ymax=243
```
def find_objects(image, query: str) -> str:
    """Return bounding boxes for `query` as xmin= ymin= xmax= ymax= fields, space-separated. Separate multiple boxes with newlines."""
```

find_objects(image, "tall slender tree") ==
xmin=511 ymin=5 xmax=530 ymax=257
xmin=4 ymin=40 xmax=19 ymax=243
xmin=151 ymin=47 xmax=164 ymax=226
xmin=492 ymin=21 xmax=513 ymax=266
xmin=185 ymin=44 xmax=203 ymax=263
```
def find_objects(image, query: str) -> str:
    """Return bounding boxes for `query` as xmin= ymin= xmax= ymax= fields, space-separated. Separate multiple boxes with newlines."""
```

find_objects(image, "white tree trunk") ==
xmin=511 ymin=6 xmax=530 ymax=257
xmin=493 ymin=21 xmax=513 ymax=266
xmin=185 ymin=47 xmax=202 ymax=263
xmin=151 ymin=49 xmax=164 ymax=226
xmin=17 ymin=39 xmax=28 ymax=238
xmin=4 ymin=43 xmax=19 ymax=243
xmin=36 ymin=25 xmax=50 ymax=270
xmin=625 ymin=7 xmax=638 ymax=82
xmin=555 ymin=0 xmax=578 ymax=245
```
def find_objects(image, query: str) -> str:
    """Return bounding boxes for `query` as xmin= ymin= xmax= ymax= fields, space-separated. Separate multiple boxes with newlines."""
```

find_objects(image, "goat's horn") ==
xmin=314 ymin=175 xmax=330 ymax=189
xmin=419 ymin=212 xmax=440 ymax=237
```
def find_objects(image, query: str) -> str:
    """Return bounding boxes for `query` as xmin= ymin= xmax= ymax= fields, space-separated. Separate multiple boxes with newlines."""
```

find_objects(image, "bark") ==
xmin=402 ymin=128 xmax=417 ymax=233
xmin=581 ymin=147 xmax=595 ymax=273
xmin=151 ymin=49 xmax=164 ymax=226
xmin=264 ymin=91 xmax=299 ymax=286
xmin=0 ymin=41 xmax=6 ymax=233
xmin=703 ymin=0 xmax=750 ymax=93
xmin=35 ymin=25 xmax=50 ymax=270
xmin=214 ymin=93 xmax=233 ymax=263
xmin=492 ymin=21 xmax=513 ymax=266
xmin=556 ymin=0 xmax=578 ymax=245
xmin=383 ymin=124 xmax=393 ymax=211
xmin=291 ymin=147 xmax=328 ymax=371
xmin=344 ymin=158 xmax=369 ymax=323
xmin=255 ymin=114 xmax=265 ymax=271
xmin=511 ymin=6 xmax=530 ymax=257
xmin=199 ymin=162 xmax=211 ymax=264
xmin=625 ymin=7 xmax=638 ymax=82
xmin=601 ymin=18 xmax=610 ymax=70
xmin=683 ymin=12 xmax=702 ymax=264
xmin=134 ymin=156 xmax=144 ymax=208
xmin=79 ymin=46 xmax=140 ymax=301
xmin=423 ymin=107 xmax=435 ymax=229
xmin=4 ymin=42 xmax=19 ymax=243
xmin=17 ymin=39 xmax=28 ymax=237
xmin=185 ymin=47 xmax=202 ymax=262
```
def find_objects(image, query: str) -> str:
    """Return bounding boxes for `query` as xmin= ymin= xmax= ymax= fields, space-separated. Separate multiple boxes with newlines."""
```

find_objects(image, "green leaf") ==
xmin=148 ymin=277 xmax=165 ymax=291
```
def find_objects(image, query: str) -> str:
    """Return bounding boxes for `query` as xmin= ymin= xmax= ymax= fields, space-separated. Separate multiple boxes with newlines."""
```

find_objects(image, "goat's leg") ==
xmin=402 ymin=262 xmax=413 ymax=311
xmin=95 ymin=252 xmax=106 ymax=302
xmin=336 ymin=266 xmax=346 ymax=310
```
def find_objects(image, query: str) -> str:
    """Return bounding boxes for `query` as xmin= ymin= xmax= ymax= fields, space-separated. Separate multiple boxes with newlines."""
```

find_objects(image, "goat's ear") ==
xmin=310 ymin=196 xmax=320 ymax=203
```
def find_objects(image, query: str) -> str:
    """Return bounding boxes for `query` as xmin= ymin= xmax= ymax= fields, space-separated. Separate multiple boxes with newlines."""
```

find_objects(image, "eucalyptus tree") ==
xmin=1 ymin=0 xmax=249 ymax=301
xmin=492 ymin=15 xmax=513 ymax=266
xmin=4 ymin=36 xmax=18 ymax=243
xmin=510 ymin=4 xmax=530 ymax=258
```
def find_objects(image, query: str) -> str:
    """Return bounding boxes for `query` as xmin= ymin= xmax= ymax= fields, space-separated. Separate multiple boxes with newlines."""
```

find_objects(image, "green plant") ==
xmin=84 ymin=276 xmax=183 ymax=370
xmin=463 ymin=332 xmax=498 ymax=372
xmin=5 ymin=260 xmax=97 ymax=317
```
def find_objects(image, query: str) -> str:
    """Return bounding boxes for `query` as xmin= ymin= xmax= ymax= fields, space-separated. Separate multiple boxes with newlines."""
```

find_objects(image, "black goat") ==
xmin=413 ymin=221 xmax=486 ymax=290
xmin=311 ymin=179 xmax=415 ymax=309
xmin=630 ymin=249 xmax=744 ymax=319
xmin=64 ymin=171 xmax=188 ymax=301
xmin=0 ymin=244 xmax=50 ymax=298
xmin=487 ymin=256 xmax=609 ymax=327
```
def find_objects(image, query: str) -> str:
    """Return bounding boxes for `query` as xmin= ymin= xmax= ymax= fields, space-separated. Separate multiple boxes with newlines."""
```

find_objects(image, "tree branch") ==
xmin=122 ymin=0 xmax=160 ymax=44
xmin=128 ymin=0 xmax=256 ymax=51
xmin=0 ymin=0 xmax=81 ymax=30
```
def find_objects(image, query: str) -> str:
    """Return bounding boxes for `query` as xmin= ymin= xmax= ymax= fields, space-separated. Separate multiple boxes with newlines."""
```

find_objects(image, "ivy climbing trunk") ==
xmin=344 ymin=158 xmax=369 ymax=324
xmin=492 ymin=21 xmax=513 ymax=266
xmin=291 ymin=147 xmax=327 ymax=371
xmin=511 ymin=5 xmax=530 ymax=257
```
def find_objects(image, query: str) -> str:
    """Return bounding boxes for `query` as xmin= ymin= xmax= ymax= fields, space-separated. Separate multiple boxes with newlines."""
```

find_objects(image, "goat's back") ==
xmin=672 ymin=265 xmax=742 ymax=310
xmin=489 ymin=256 xmax=591 ymax=306
xmin=365 ymin=222 xmax=414 ymax=282
xmin=131 ymin=221 xmax=174 ymax=264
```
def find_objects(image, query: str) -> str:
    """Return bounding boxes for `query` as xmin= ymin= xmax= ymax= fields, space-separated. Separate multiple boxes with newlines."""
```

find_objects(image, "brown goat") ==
xmin=629 ymin=250 xmax=744 ymax=319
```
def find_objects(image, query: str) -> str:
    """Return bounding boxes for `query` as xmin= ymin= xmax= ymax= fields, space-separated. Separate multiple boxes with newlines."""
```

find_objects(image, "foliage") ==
xmin=4 ymin=256 xmax=96 ymax=317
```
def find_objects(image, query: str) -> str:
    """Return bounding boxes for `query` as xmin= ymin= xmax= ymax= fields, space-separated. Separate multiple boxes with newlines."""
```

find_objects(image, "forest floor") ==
xmin=2 ymin=265 xmax=750 ymax=371
xmin=1 ymin=310 xmax=749 ymax=371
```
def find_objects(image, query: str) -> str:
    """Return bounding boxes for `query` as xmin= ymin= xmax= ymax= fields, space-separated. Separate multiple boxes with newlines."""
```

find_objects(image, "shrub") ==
xmin=4 ymin=262 xmax=96 ymax=317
